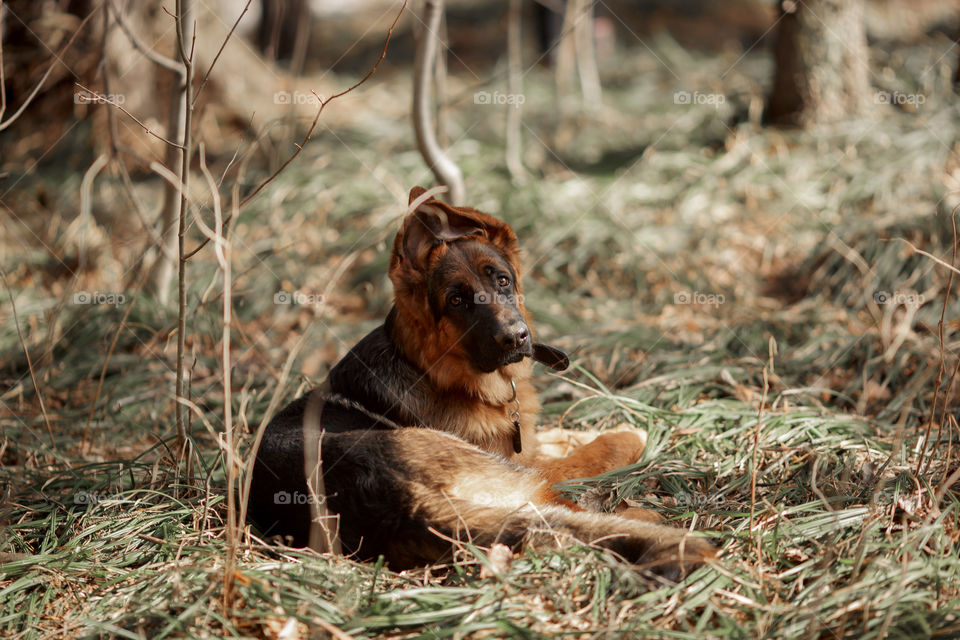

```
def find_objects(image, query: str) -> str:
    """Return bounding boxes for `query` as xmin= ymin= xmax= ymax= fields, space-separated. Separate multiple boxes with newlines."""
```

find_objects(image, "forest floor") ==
xmin=2 ymin=14 xmax=960 ymax=640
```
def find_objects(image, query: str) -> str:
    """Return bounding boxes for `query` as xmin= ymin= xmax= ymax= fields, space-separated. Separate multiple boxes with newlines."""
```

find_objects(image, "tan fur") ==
xmin=537 ymin=424 xmax=648 ymax=458
xmin=380 ymin=428 xmax=712 ymax=572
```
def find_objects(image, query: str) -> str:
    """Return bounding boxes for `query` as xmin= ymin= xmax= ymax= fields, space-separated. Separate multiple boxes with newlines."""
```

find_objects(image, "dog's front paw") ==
xmin=589 ymin=427 xmax=646 ymax=469
xmin=534 ymin=424 xmax=649 ymax=484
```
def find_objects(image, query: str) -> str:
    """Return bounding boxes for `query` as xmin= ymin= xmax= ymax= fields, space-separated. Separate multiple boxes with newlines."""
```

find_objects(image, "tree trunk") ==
xmin=765 ymin=0 xmax=871 ymax=127
xmin=257 ymin=0 xmax=308 ymax=63
xmin=954 ymin=44 xmax=960 ymax=91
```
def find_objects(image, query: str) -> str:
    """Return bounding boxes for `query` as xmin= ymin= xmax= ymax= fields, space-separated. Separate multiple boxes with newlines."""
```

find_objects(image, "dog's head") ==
xmin=389 ymin=187 xmax=531 ymax=374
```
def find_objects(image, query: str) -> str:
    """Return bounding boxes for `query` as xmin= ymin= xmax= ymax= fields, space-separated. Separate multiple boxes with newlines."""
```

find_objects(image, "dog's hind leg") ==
xmin=492 ymin=505 xmax=714 ymax=580
xmin=373 ymin=428 xmax=713 ymax=578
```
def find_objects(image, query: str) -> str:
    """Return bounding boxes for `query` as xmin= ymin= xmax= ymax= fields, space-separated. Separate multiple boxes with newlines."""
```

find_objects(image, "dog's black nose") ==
xmin=498 ymin=323 xmax=529 ymax=350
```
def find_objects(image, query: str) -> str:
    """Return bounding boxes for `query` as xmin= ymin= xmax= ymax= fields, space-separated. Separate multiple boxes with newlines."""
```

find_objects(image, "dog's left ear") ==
xmin=395 ymin=187 xmax=519 ymax=272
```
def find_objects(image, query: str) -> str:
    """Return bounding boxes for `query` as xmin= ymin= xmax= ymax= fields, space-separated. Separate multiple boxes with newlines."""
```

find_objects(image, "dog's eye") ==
xmin=449 ymin=294 xmax=463 ymax=307
xmin=497 ymin=276 xmax=510 ymax=288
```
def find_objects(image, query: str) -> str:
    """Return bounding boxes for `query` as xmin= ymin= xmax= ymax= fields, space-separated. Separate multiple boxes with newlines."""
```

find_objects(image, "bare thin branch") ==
xmin=412 ymin=0 xmax=465 ymax=205
xmin=82 ymin=289 xmax=139 ymax=449
xmin=916 ymin=210 xmax=958 ymax=476
xmin=192 ymin=0 xmax=253 ymax=108
xmin=240 ymin=0 xmax=408 ymax=209
xmin=898 ymin=237 xmax=960 ymax=277
xmin=175 ymin=0 xmax=193 ymax=454
xmin=405 ymin=184 xmax=449 ymax=215
xmin=106 ymin=0 xmax=181 ymax=73
xmin=505 ymin=0 xmax=525 ymax=183
xmin=115 ymin=159 xmax=169 ymax=261
xmin=186 ymin=0 xmax=408 ymax=260
xmin=197 ymin=143 xmax=238 ymax=612
xmin=74 ymin=83 xmax=185 ymax=149
xmin=0 ymin=269 xmax=54 ymax=447
xmin=149 ymin=161 xmax=192 ymax=203
xmin=76 ymin=153 xmax=109 ymax=270
xmin=749 ymin=362 xmax=769 ymax=552
xmin=99 ymin=3 xmax=120 ymax=157
xmin=305 ymin=392 xmax=341 ymax=555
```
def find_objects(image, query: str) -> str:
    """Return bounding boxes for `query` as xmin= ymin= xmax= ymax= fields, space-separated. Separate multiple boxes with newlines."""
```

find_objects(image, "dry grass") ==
xmin=2 ymin=17 xmax=960 ymax=639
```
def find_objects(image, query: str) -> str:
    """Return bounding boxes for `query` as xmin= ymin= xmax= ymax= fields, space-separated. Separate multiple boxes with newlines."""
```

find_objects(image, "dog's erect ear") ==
xmin=395 ymin=186 xmax=519 ymax=272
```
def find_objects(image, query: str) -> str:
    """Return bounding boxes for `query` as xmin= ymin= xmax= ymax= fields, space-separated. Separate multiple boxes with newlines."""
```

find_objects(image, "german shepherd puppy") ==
xmin=249 ymin=187 xmax=714 ymax=577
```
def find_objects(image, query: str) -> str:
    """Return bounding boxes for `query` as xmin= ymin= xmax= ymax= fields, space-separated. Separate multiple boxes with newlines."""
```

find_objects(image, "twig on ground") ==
xmin=916 ymin=210 xmax=958 ymax=476
xmin=749 ymin=364 xmax=768 ymax=558
xmin=0 ymin=269 xmax=53 ymax=447
xmin=196 ymin=142 xmax=238 ymax=610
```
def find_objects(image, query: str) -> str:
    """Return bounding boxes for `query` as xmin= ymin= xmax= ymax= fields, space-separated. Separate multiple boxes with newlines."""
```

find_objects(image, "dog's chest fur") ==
xmin=324 ymin=323 xmax=539 ymax=462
